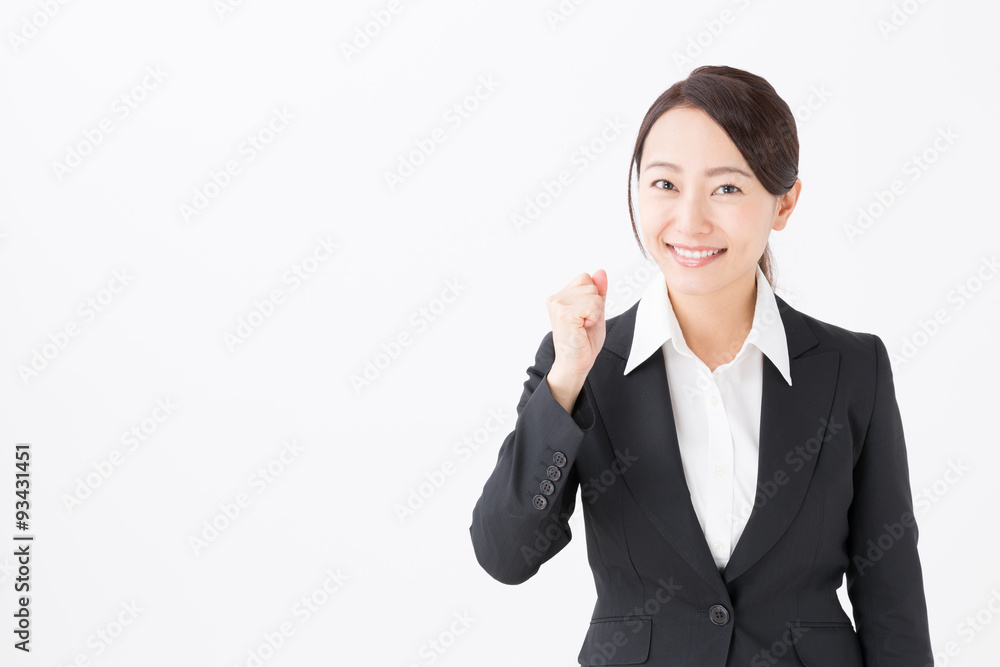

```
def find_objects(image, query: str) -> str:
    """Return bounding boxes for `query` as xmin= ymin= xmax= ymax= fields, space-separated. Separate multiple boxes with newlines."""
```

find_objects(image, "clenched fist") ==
xmin=545 ymin=270 xmax=608 ymax=405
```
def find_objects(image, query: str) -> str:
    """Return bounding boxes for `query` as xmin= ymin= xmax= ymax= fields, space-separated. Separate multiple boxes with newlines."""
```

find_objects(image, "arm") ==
xmin=845 ymin=334 xmax=932 ymax=665
xmin=469 ymin=330 xmax=596 ymax=585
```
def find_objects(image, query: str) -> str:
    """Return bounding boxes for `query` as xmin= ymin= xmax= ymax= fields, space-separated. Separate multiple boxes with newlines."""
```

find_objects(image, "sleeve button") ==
xmin=546 ymin=465 xmax=561 ymax=481
xmin=553 ymin=451 xmax=567 ymax=467
xmin=540 ymin=480 xmax=555 ymax=496
xmin=532 ymin=494 xmax=548 ymax=510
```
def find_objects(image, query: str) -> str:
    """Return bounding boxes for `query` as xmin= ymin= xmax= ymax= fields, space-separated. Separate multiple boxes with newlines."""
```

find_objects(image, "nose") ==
xmin=672 ymin=191 xmax=712 ymax=237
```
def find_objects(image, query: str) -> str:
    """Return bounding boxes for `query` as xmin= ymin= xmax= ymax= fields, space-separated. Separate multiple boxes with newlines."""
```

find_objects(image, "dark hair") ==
xmin=627 ymin=65 xmax=799 ymax=290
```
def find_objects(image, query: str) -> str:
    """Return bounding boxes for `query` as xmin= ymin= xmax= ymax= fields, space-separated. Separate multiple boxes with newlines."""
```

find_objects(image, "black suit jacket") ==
xmin=469 ymin=294 xmax=932 ymax=666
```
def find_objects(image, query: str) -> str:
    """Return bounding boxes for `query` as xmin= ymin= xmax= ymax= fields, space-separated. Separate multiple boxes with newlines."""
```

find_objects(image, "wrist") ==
xmin=546 ymin=366 xmax=585 ymax=414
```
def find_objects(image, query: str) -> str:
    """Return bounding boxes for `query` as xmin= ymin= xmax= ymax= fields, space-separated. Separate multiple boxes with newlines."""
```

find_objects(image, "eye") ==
xmin=652 ymin=179 xmax=675 ymax=190
xmin=715 ymin=184 xmax=741 ymax=195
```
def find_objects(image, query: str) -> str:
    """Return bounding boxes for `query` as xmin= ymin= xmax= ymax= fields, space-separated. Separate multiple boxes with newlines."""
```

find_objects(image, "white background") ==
xmin=1 ymin=0 xmax=998 ymax=665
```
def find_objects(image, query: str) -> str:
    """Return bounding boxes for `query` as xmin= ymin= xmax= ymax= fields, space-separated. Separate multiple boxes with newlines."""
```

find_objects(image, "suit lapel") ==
xmin=722 ymin=295 xmax=840 ymax=583
xmin=588 ymin=293 xmax=840 ymax=593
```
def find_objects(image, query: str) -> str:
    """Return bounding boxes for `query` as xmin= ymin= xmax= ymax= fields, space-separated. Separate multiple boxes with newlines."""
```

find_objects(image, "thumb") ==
xmin=592 ymin=269 xmax=608 ymax=299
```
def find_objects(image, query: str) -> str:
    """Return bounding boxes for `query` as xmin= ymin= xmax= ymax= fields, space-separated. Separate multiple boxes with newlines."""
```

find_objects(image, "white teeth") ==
xmin=671 ymin=245 xmax=723 ymax=259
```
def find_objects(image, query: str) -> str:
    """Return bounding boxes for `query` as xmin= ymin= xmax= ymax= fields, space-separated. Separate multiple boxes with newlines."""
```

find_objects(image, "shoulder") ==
xmin=792 ymin=300 xmax=873 ymax=346
xmin=777 ymin=295 xmax=886 ymax=376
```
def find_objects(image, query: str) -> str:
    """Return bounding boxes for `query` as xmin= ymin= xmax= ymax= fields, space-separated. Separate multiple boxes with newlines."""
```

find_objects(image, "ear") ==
xmin=771 ymin=178 xmax=802 ymax=232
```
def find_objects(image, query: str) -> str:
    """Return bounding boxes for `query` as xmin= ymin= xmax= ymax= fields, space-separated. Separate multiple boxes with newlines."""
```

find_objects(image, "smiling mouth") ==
xmin=667 ymin=244 xmax=726 ymax=259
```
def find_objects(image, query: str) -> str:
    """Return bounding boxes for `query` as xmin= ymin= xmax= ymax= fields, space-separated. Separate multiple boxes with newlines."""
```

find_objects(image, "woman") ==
xmin=469 ymin=66 xmax=932 ymax=666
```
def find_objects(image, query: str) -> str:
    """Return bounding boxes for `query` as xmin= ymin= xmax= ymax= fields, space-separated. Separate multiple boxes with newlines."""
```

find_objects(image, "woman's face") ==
xmin=636 ymin=105 xmax=799 ymax=300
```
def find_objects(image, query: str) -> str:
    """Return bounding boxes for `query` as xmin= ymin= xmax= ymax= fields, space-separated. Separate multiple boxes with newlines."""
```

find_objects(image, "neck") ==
xmin=666 ymin=268 xmax=758 ymax=370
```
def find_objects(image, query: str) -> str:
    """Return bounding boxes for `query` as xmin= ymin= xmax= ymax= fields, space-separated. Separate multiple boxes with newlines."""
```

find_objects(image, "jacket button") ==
xmin=546 ymin=465 xmax=561 ymax=481
xmin=532 ymin=494 xmax=548 ymax=510
xmin=709 ymin=604 xmax=730 ymax=625
xmin=540 ymin=480 xmax=555 ymax=496
xmin=553 ymin=451 xmax=567 ymax=467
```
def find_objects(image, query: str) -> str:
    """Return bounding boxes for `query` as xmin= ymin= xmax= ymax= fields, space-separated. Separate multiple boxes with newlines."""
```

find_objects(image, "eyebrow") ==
xmin=642 ymin=160 xmax=752 ymax=179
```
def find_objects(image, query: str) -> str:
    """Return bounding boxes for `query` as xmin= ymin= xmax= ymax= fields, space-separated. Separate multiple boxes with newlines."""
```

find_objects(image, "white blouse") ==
xmin=623 ymin=264 xmax=792 ymax=570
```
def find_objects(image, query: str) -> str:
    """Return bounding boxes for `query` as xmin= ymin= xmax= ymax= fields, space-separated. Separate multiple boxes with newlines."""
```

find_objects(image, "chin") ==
xmin=665 ymin=277 xmax=721 ymax=297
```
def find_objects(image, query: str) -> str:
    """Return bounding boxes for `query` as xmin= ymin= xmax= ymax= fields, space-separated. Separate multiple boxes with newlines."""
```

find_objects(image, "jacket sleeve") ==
xmin=845 ymin=334 xmax=932 ymax=665
xmin=469 ymin=330 xmax=596 ymax=585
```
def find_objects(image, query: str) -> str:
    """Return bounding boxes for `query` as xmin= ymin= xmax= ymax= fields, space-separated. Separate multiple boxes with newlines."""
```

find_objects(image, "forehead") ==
xmin=643 ymin=106 xmax=745 ymax=166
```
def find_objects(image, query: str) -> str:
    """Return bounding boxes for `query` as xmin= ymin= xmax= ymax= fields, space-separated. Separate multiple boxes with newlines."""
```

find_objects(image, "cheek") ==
xmin=637 ymin=192 xmax=675 ymax=220
xmin=635 ymin=197 xmax=663 ymax=237
xmin=722 ymin=204 xmax=773 ymax=244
